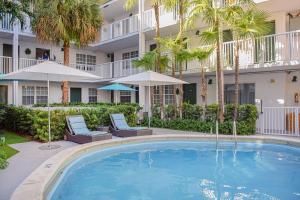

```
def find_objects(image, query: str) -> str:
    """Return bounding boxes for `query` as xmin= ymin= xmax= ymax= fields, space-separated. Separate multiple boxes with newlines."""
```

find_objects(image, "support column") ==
xmin=12 ymin=20 xmax=19 ymax=106
xmin=138 ymin=0 xmax=147 ymax=118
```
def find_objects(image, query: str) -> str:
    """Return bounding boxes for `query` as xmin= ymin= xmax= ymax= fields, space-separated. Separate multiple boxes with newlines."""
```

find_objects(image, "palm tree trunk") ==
xmin=153 ymin=4 xmax=164 ymax=119
xmin=178 ymin=0 xmax=184 ymax=119
xmin=216 ymin=19 xmax=225 ymax=123
xmin=62 ymin=41 xmax=70 ymax=104
xmin=172 ymin=60 xmax=177 ymax=118
xmin=233 ymin=39 xmax=240 ymax=122
xmin=200 ymin=65 xmax=207 ymax=120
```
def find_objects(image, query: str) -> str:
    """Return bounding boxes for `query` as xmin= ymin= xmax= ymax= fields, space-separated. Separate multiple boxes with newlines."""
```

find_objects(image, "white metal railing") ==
xmin=0 ymin=13 xmax=13 ymax=31
xmin=256 ymin=107 xmax=300 ymax=136
xmin=0 ymin=56 xmax=13 ymax=74
xmin=0 ymin=13 xmax=33 ymax=34
xmin=95 ymin=58 xmax=143 ymax=78
xmin=100 ymin=14 xmax=139 ymax=42
xmin=143 ymin=6 xmax=178 ymax=30
xmin=184 ymin=30 xmax=300 ymax=72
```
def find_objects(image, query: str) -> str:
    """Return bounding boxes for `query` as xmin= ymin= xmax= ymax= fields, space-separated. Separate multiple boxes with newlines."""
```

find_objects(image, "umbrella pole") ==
xmin=148 ymin=84 xmax=151 ymax=128
xmin=47 ymin=77 xmax=51 ymax=149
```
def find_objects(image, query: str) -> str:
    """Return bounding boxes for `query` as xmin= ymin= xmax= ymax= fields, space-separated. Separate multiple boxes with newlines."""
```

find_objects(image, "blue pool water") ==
xmin=48 ymin=141 xmax=300 ymax=200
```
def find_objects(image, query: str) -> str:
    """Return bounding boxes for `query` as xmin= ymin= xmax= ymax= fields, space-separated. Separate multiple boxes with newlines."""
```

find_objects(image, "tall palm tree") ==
xmin=0 ymin=0 xmax=33 ymax=28
xmin=225 ymin=6 xmax=270 ymax=126
xmin=186 ymin=0 xmax=227 ymax=123
xmin=133 ymin=50 xmax=169 ymax=118
xmin=189 ymin=47 xmax=214 ymax=106
xmin=158 ymin=37 xmax=186 ymax=117
xmin=126 ymin=0 xmax=165 ymax=118
xmin=164 ymin=0 xmax=189 ymax=118
xmin=32 ymin=0 xmax=102 ymax=103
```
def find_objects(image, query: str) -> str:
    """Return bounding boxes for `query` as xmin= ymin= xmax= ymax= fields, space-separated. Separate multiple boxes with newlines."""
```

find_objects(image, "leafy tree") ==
xmin=224 ymin=2 xmax=270 ymax=124
xmin=186 ymin=0 xmax=228 ymax=122
xmin=32 ymin=0 xmax=103 ymax=103
xmin=0 ymin=0 xmax=33 ymax=28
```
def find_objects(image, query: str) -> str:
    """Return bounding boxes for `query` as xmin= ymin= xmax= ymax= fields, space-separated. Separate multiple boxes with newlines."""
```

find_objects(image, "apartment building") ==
xmin=0 ymin=0 xmax=299 ymax=114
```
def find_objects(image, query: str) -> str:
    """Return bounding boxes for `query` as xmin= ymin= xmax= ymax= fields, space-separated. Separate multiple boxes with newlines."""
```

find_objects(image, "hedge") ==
xmin=144 ymin=103 xmax=258 ymax=135
xmin=0 ymin=104 xmax=140 ymax=142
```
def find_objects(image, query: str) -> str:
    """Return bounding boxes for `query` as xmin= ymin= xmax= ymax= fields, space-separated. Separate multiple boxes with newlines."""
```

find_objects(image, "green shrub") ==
xmin=0 ymin=150 xmax=8 ymax=169
xmin=144 ymin=103 xmax=258 ymax=135
xmin=0 ymin=104 xmax=140 ymax=142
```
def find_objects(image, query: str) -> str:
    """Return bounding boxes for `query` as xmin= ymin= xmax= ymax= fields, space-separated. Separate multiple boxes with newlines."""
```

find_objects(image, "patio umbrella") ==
xmin=97 ymin=83 xmax=135 ymax=104
xmin=0 ymin=61 xmax=101 ymax=149
xmin=112 ymin=70 xmax=188 ymax=127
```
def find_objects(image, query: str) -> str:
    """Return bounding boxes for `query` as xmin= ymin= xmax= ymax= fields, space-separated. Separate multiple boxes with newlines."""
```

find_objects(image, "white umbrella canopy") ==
xmin=1 ymin=61 xmax=100 ymax=82
xmin=112 ymin=70 xmax=188 ymax=86
xmin=112 ymin=70 xmax=189 ymax=128
xmin=0 ymin=61 xmax=102 ymax=150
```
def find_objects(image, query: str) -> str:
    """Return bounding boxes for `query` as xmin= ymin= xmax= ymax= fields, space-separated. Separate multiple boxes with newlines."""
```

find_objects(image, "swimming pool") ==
xmin=48 ymin=141 xmax=300 ymax=200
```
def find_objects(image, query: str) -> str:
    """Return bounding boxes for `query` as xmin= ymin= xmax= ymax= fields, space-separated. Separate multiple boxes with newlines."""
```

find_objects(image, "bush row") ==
xmin=146 ymin=103 xmax=258 ymax=135
xmin=0 ymin=104 xmax=140 ymax=142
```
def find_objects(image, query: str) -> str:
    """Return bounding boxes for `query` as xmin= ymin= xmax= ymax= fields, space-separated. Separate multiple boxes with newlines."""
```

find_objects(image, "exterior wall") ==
xmin=182 ymin=70 xmax=300 ymax=107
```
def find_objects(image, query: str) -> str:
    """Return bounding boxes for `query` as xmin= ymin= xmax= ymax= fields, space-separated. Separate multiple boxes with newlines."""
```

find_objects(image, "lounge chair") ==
xmin=110 ymin=114 xmax=152 ymax=137
xmin=65 ymin=115 xmax=112 ymax=144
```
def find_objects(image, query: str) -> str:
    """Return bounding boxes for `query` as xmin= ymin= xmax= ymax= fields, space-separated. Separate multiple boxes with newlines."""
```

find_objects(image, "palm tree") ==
xmin=158 ymin=37 xmax=184 ymax=117
xmin=126 ymin=0 xmax=166 ymax=118
xmin=163 ymin=0 xmax=189 ymax=118
xmin=225 ymin=4 xmax=270 ymax=126
xmin=189 ymin=47 xmax=214 ymax=106
xmin=32 ymin=0 xmax=102 ymax=103
xmin=133 ymin=50 xmax=169 ymax=119
xmin=186 ymin=0 xmax=227 ymax=123
xmin=0 ymin=0 xmax=33 ymax=28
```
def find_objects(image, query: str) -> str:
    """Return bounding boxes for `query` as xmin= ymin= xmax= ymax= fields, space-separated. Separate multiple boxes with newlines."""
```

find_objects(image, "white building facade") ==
xmin=0 ymin=0 xmax=300 ymax=134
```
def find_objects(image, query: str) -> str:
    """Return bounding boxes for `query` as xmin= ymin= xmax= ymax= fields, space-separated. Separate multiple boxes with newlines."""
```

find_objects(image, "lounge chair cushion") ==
xmin=111 ymin=114 xmax=147 ymax=130
xmin=68 ymin=116 xmax=105 ymax=136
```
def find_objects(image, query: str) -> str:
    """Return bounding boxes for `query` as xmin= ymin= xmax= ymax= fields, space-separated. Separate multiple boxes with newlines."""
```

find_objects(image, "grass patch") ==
xmin=1 ymin=131 xmax=30 ymax=144
xmin=0 ymin=131 xmax=30 ymax=160
xmin=0 ymin=145 xmax=18 ymax=159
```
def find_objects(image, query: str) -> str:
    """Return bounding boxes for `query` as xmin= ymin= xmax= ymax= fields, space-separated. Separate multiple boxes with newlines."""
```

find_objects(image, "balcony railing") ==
xmin=0 ymin=13 xmax=33 ymax=34
xmin=100 ymin=14 xmax=139 ymax=42
xmin=143 ymin=6 xmax=178 ymax=30
xmin=1 ymin=31 xmax=299 ymax=78
xmin=184 ymin=30 xmax=300 ymax=73
xmin=0 ymin=57 xmax=143 ymax=80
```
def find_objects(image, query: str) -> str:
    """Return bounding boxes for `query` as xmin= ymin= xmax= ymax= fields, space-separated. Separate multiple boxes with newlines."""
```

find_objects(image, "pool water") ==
xmin=48 ymin=141 xmax=300 ymax=200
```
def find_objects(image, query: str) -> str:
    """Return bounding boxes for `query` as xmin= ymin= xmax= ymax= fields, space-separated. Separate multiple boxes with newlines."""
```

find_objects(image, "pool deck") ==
xmin=1 ymin=129 xmax=300 ymax=200
xmin=0 ymin=141 xmax=78 ymax=200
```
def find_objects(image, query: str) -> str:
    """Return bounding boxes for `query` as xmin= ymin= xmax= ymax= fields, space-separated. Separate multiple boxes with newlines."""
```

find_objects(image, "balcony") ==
xmin=99 ymin=14 xmax=139 ymax=43
xmin=184 ymin=30 xmax=300 ymax=74
xmin=143 ymin=7 xmax=178 ymax=31
xmin=0 ymin=57 xmax=143 ymax=80
xmin=0 ymin=13 xmax=33 ymax=35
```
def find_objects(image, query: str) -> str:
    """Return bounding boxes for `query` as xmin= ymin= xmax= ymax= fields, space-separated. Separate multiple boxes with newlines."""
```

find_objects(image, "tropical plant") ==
xmin=32 ymin=0 xmax=103 ymax=103
xmin=189 ymin=47 xmax=214 ymax=106
xmin=186 ymin=0 xmax=227 ymax=123
xmin=125 ymin=0 xmax=166 ymax=118
xmin=163 ymin=0 xmax=190 ymax=118
xmin=224 ymin=2 xmax=270 ymax=127
xmin=0 ymin=0 xmax=33 ymax=28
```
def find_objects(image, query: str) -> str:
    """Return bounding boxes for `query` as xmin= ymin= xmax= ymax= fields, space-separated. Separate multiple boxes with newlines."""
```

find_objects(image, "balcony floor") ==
xmin=90 ymin=33 xmax=139 ymax=53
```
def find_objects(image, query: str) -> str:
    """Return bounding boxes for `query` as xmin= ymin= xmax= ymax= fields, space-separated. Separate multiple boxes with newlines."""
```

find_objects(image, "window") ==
xmin=22 ymin=86 xmax=34 ymax=105
xmin=153 ymin=86 xmax=160 ymax=105
xmin=225 ymin=83 xmax=255 ymax=104
xmin=120 ymin=91 xmax=131 ymax=103
xmin=76 ymin=54 xmax=96 ymax=71
xmin=165 ymin=85 xmax=174 ymax=105
xmin=122 ymin=51 xmax=139 ymax=70
xmin=36 ymin=86 xmax=48 ymax=104
xmin=153 ymin=86 xmax=175 ymax=105
xmin=88 ymin=88 xmax=97 ymax=103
